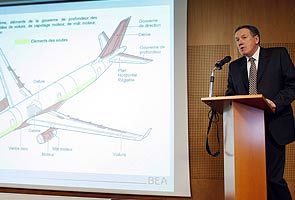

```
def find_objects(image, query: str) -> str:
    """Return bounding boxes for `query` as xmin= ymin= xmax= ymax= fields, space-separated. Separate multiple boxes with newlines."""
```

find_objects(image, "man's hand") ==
xmin=266 ymin=98 xmax=276 ymax=113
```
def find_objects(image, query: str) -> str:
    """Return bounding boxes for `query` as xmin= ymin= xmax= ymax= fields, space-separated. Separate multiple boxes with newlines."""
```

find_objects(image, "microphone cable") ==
xmin=205 ymin=108 xmax=221 ymax=157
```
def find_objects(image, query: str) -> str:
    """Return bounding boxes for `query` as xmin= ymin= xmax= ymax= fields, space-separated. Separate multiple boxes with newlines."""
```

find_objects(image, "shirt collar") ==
xmin=246 ymin=46 xmax=260 ymax=62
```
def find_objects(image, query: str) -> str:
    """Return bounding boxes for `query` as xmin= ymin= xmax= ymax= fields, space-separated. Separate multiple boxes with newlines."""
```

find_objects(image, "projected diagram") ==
xmin=0 ymin=17 xmax=152 ymax=144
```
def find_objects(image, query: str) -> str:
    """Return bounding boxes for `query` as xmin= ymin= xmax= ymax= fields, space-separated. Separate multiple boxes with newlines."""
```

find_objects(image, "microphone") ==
xmin=215 ymin=56 xmax=231 ymax=69
xmin=208 ymin=56 xmax=231 ymax=97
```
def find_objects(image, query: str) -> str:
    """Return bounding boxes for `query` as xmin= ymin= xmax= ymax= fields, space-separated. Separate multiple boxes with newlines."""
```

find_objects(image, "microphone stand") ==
xmin=207 ymin=65 xmax=222 ymax=157
xmin=206 ymin=56 xmax=230 ymax=156
xmin=208 ymin=66 xmax=219 ymax=97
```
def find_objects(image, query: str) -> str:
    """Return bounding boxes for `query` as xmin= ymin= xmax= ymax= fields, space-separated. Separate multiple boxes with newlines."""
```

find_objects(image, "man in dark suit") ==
xmin=226 ymin=25 xmax=295 ymax=200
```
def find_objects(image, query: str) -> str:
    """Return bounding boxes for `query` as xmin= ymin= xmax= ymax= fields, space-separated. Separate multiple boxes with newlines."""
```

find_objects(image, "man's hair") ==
xmin=235 ymin=25 xmax=260 ymax=45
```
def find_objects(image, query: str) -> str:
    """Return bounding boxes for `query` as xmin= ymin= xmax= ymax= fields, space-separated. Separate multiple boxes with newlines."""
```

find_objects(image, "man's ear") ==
xmin=254 ymin=35 xmax=260 ymax=45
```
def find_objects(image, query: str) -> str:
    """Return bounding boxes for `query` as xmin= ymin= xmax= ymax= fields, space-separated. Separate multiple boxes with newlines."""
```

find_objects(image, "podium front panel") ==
xmin=223 ymin=101 xmax=267 ymax=200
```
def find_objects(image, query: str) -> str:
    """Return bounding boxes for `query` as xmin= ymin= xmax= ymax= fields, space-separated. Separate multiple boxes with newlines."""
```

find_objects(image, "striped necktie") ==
xmin=249 ymin=57 xmax=257 ymax=94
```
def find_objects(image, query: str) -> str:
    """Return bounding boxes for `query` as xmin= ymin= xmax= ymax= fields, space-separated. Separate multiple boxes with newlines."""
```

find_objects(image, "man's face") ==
xmin=234 ymin=28 xmax=259 ymax=57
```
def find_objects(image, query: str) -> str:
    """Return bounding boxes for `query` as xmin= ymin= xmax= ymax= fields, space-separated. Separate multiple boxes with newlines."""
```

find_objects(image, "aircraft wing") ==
xmin=0 ymin=48 xmax=32 ymax=108
xmin=26 ymin=110 xmax=151 ymax=142
xmin=110 ymin=53 xmax=153 ymax=64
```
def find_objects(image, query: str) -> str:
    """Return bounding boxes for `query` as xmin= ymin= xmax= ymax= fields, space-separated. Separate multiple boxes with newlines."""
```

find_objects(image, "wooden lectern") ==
xmin=201 ymin=94 xmax=273 ymax=200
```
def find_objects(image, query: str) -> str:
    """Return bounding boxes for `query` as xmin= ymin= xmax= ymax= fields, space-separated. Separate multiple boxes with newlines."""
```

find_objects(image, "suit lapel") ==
xmin=240 ymin=57 xmax=249 ymax=92
xmin=257 ymin=48 xmax=270 ymax=84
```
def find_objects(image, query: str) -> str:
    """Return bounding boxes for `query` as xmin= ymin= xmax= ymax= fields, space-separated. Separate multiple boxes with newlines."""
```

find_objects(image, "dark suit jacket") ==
xmin=225 ymin=47 xmax=295 ymax=145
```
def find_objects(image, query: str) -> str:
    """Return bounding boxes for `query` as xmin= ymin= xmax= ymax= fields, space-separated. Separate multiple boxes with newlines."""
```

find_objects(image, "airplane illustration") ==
xmin=0 ymin=17 xmax=152 ymax=144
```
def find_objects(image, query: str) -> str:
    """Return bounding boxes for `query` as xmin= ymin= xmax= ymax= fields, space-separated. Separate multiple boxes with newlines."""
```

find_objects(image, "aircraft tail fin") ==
xmin=98 ymin=17 xmax=131 ymax=59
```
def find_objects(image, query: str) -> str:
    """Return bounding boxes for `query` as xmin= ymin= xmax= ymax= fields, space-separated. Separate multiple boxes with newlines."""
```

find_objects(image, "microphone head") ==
xmin=223 ymin=56 xmax=231 ymax=63
xmin=215 ymin=55 xmax=231 ymax=69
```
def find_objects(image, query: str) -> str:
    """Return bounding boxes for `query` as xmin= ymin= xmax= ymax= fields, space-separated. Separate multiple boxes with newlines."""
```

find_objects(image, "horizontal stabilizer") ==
xmin=98 ymin=31 xmax=109 ymax=51
xmin=111 ymin=53 xmax=152 ymax=64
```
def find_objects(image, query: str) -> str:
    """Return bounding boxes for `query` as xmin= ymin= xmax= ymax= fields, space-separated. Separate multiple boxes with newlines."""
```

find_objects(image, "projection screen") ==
xmin=0 ymin=0 xmax=189 ymax=197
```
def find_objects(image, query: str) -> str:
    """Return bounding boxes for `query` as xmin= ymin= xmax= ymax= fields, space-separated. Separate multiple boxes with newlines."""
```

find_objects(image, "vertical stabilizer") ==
xmin=98 ymin=17 xmax=131 ymax=59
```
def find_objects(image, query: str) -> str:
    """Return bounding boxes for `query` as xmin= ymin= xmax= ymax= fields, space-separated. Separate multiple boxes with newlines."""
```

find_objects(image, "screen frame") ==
xmin=0 ymin=0 xmax=189 ymax=197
